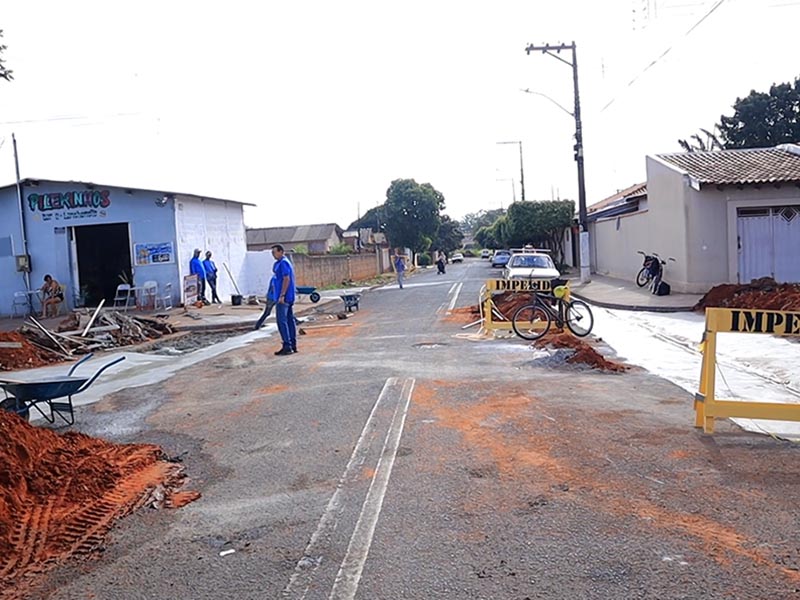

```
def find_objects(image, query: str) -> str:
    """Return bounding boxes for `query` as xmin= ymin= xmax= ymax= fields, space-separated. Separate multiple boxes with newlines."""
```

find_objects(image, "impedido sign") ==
xmin=695 ymin=307 xmax=800 ymax=433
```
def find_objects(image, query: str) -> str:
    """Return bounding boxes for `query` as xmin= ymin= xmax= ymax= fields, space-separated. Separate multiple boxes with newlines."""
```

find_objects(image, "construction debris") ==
xmin=694 ymin=277 xmax=800 ymax=311
xmin=1 ymin=310 xmax=175 ymax=371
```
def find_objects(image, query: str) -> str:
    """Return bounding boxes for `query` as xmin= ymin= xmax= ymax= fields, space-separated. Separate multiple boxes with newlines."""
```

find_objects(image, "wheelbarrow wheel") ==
xmin=0 ymin=397 xmax=30 ymax=422
xmin=310 ymin=292 xmax=321 ymax=303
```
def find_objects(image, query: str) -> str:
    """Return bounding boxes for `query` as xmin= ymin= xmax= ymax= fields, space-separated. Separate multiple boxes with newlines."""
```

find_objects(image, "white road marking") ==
xmin=446 ymin=282 xmax=463 ymax=314
xmin=448 ymin=282 xmax=457 ymax=295
xmin=282 ymin=378 xmax=400 ymax=599
xmin=328 ymin=378 xmax=415 ymax=600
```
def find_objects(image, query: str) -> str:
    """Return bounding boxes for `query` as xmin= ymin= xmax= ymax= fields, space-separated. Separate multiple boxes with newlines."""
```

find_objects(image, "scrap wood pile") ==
xmin=694 ymin=277 xmax=800 ymax=311
xmin=1 ymin=310 xmax=174 ymax=371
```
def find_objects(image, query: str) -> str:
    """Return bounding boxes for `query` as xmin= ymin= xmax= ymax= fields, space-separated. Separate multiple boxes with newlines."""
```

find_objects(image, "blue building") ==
xmin=1 ymin=178 xmax=251 ymax=316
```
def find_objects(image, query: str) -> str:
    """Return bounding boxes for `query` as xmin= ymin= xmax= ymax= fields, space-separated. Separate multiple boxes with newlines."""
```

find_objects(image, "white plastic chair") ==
xmin=155 ymin=282 xmax=173 ymax=311
xmin=113 ymin=284 xmax=135 ymax=310
xmin=141 ymin=281 xmax=158 ymax=310
xmin=12 ymin=291 xmax=29 ymax=317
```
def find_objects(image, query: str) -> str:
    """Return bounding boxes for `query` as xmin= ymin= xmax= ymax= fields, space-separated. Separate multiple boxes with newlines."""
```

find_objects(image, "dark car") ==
xmin=491 ymin=250 xmax=511 ymax=268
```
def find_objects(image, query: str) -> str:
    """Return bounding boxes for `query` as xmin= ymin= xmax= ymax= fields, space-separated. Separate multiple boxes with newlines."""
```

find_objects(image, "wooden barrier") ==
xmin=481 ymin=279 xmax=553 ymax=332
xmin=695 ymin=307 xmax=800 ymax=433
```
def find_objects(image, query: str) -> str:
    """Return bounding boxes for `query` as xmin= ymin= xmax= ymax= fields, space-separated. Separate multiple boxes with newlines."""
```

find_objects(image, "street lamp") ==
xmin=524 ymin=41 xmax=591 ymax=283
xmin=496 ymin=141 xmax=525 ymax=202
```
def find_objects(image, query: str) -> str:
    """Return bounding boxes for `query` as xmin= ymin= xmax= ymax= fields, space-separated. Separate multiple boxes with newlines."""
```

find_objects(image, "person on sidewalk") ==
xmin=436 ymin=250 xmax=446 ymax=275
xmin=189 ymin=249 xmax=208 ymax=305
xmin=271 ymin=244 xmax=297 ymax=355
xmin=394 ymin=251 xmax=406 ymax=289
xmin=203 ymin=251 xmax=222 ymax=304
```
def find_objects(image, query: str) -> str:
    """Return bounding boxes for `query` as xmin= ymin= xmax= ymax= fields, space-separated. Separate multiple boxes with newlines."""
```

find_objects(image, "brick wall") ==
xmin=291 ymin=253 xmax=386 ymax=287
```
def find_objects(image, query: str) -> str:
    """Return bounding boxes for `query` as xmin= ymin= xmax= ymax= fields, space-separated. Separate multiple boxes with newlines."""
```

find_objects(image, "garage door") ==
xmin=737 ymin=205 xmax=800 ymax=283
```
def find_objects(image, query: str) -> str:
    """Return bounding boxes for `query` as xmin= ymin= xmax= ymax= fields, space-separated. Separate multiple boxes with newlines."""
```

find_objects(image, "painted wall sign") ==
xmin=27 ymin=190 xmax=111 ymax=222
xmin=486 ymin=278 xmax=552 ymax=292
xmin=183 ymin=274 xmax=199 ymax=306
xmin=134 ymin=242 xmax=175 ymax=266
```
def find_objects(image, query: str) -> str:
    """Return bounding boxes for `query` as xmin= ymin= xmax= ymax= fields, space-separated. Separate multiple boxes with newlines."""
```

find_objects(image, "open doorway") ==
xmin=72 ymin=223 xmax=132 ymax=306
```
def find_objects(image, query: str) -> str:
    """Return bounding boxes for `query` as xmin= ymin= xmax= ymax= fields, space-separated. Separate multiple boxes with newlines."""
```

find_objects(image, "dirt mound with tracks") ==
xmin=534 ymin=331 xmax=628 ymax=372
xmin=0 ymin=412 xmax=199 ymax=598
xmin=695 ymin=277 xmax=800 ymax=311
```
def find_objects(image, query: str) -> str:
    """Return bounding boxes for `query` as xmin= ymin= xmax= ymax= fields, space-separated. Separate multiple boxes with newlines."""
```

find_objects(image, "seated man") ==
xmin=40 ymin=274 xmax=64 ymax=318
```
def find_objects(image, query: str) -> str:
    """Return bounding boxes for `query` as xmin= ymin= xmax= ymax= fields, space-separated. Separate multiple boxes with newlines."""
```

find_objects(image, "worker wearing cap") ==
xmin=189 ymin=248 xmax=208 ymax=304
xmin=203 ymin=250 xmax=221 ymax=304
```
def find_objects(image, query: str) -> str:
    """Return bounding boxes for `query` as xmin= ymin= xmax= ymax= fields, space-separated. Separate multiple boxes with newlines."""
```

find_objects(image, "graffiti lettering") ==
xmin=27 ymin=190 xmax=111 ymax=212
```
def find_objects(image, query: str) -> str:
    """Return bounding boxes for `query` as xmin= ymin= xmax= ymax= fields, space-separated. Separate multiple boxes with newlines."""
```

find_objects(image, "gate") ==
xmin=737 ymin=205 xmax=800 ymax=283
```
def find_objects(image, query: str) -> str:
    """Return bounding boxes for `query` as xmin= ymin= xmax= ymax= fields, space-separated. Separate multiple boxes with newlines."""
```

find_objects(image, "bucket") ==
xmin=231 ymin=294 xmax=243 ymax=306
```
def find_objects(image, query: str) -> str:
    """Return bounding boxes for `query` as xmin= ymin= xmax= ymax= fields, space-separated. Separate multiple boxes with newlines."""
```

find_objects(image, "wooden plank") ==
xmin=59 ymin=324 xmax=120 ymax=337
xmin=27 ymin=316 xmax=71 ymax=355
xmin=82 ymin=299 xmax=106 ymax=337
xmin=0 ymin=342 xmax=23 ymax=349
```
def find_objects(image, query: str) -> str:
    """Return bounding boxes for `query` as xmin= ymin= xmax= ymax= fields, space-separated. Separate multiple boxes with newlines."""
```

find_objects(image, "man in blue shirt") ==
xmin=270 ymin=244 xmax=297 ymax=355
xmin=203 ymin=250 xmax=221 ymax=304
xmin=189 ymin=248 xmax=208 ymax=304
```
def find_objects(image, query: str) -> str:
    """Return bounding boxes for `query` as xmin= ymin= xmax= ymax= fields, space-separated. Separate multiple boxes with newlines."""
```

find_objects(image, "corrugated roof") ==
xmin=246 ymin=223 xmax=342 ymax=246
xmin=655 ymin=145 xmax=800 ymax=186
xmin=588 ymin=182 xmax=647 ymax=214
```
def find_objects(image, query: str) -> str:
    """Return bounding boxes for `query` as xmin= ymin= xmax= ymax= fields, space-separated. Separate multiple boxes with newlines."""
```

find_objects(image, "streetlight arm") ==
xmin=520 ymin=89 xmax=574 ymax=118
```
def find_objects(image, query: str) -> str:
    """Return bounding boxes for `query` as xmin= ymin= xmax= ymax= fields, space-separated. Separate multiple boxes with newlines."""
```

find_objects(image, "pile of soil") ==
xmin=0 ymin=412 xmax=199 ymax=593
xmin=492 ymin=292 xmax=533 ymax=319
xmin=535 ymin=331 xmax=627 ymax=372
xmin=0 ymin=332 xmax=61 ymax=371
xmin=695 ymin=277 xmax=800 ymax=311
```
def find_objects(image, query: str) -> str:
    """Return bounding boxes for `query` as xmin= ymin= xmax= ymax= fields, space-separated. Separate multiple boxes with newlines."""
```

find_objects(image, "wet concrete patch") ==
xmin=146 ymin=331 xmax=244 ymax=356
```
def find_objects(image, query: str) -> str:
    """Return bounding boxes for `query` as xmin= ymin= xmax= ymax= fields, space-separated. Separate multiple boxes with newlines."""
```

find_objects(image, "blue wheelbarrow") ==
xmin=296 ymin=286 xmax=321 ymax=303
xmin=0 ymin=353 xmax=126 ymax=425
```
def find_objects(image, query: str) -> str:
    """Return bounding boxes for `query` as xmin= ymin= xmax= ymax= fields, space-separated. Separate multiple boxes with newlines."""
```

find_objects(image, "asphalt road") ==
xmin=28 ymin=259 xmax=800 ymax=599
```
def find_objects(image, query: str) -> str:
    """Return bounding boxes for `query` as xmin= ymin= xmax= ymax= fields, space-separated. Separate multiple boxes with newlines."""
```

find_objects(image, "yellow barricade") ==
xmin=481 ymin=279 xmax=554 ymax=332
xmin=695 ymin=307 xmax=800 ymax=433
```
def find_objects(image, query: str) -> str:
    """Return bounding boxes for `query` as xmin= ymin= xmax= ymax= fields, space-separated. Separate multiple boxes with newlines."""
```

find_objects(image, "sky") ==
xmin=1 ymin=0 xmax=799 ymax=228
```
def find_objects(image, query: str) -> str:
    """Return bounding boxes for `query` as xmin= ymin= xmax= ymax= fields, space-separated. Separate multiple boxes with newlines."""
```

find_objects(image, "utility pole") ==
xmin=496 ymin=141 xmax=525 ymax=202
xmin=525 ymin=41 xmax=590 ymax=283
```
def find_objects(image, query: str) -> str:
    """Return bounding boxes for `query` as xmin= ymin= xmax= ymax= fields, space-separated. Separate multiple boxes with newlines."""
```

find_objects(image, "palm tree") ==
xmin=678 ymin=127 xmax=724 ymax=153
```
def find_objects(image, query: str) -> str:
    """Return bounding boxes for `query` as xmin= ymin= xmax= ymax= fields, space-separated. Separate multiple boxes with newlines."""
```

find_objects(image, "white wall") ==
xmin=175 ymin=196 xmax=248 ymax=303
xmin=242 ymin=250 xmax=276 ymax=296
xmin=591 ymin=211 xmax=655 ymax=281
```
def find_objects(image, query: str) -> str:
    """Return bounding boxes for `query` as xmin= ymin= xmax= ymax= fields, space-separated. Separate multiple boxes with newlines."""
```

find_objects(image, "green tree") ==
xmin=677 ymin=127 xmax=724 ymax=153
xmin=329 ymin=242 xmax=353 ymax=255
xmin=460 ymin=208 xmax=505 ymax=233
xmin=348 ymin=205 xmax=386 ymax=232
xmin=0 ymin=31 xmax=12 ymax=82
xmin=502 ymin=200 xmax=574 ymax=263
xmin=717 ymin=78 xmax=800 ymax=149
xmin=433 ymin=215 xmax=464 ymax=255
xmin=383 ymin=178 xmax=443 ymax=254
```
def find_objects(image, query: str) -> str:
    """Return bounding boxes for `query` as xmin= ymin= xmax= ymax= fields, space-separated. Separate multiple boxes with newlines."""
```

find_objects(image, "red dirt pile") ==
xmin=536 ymin=331 xmax=628 ymax=372
xmin=695 ymin=277 xmax=800 ymax=311
xmin=0 ymin=332 xmax=60 ymax=371
xmin=0 ymin=412 xmax=199 ymax=596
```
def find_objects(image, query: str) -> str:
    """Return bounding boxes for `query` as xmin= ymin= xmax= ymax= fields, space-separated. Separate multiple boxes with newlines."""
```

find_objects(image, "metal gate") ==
xmin=737 ymin=205 xmax=800 ymax=283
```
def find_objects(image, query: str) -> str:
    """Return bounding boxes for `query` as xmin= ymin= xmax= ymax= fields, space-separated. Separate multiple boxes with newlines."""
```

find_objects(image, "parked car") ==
xmin=491 ymin=250 xmax=512 ymax=268
xmin=480 ymin=249 xmax=491 ymax=259
xmin=451 ymin=252 xmax=464 ymax=263
xmin=503 ymin=251 xmax=560 ymax=281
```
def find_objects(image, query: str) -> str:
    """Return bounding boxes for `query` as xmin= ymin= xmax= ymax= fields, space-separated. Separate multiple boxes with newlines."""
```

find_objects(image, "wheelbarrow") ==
xmin=0 ymin=353 xmax=126 ymax=425
xmin=296 ymin=286 xmax=321 ymax=303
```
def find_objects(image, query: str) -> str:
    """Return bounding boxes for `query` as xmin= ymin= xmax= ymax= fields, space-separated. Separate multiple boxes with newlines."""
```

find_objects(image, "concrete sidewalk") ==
xmin=568 ymin=273 xmax=704 ymax=312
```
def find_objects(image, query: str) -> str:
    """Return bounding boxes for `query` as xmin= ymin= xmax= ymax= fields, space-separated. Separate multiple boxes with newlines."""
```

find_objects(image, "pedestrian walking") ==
xmin=189 ymin=249 xmax=208 ymax=304
xmin=203 ymin=251 xmax=222 ymax=304
xmin=394 ymin=250 xmax=406 ymax=289
xmin=436 ymin=250 xmax=446 ymax=275
xmin=270 ymin=244 xmax=297 ymax=355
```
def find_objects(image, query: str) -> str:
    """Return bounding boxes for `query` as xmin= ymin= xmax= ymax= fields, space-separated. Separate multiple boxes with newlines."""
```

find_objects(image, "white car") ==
xmin=503 ymin=252 xmax=560 ymax=281
xmin=451 ymin=252 xmax=464 ymax=263
xmin=480 ymin=249 xmax=491 ymax=259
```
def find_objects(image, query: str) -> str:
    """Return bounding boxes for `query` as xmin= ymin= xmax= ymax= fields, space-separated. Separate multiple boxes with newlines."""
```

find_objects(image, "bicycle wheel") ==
xmin=564 ymin=299 xmax=594 ymax=337
xmin=635 ymin=268 xmax=650 ymax=287
xmin=512 ymin=303 xmax=551 ymax=341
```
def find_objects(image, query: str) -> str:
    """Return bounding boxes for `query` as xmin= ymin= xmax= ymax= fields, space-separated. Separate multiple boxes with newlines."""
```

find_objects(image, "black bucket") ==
xmin=231 ymin=294 xmax=243 ymax=306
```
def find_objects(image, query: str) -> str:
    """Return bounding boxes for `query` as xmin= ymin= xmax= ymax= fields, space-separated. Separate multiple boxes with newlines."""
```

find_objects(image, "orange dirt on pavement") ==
xmin=535 ymin=331 xmax=628 ymax=372
xmin=0 ymin=332 xmax=61 ymax=371
xmin=695 ymin=277 xmax=800 ymax=311
xmin=0 ymin=412 xmax=198 ymax=599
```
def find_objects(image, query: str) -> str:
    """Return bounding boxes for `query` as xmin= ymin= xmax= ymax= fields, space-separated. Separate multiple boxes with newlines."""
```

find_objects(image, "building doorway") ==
xmin=72 ymin=223 xmax=132 ymax=306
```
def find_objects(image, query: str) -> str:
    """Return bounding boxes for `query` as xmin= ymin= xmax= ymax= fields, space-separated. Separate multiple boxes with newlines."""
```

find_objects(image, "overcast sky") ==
xmin=2 ymin=0 xmax=799 ymax=228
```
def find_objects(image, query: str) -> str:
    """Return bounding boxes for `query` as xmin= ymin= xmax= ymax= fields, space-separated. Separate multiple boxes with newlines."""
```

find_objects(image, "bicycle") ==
xmin=511 ymin=281 xmax=594 ymax=341
xmin=635 ymin=250 xmax=659 ymax=288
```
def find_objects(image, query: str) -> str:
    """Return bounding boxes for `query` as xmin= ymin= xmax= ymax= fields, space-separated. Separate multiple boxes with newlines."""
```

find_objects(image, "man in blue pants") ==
xmin=270 ymin=244 xmax=297 ymax=356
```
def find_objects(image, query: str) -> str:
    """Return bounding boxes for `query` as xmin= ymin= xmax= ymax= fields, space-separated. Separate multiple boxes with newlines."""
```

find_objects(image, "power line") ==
xmin=601 ymin=0 xmax=729 ymax=113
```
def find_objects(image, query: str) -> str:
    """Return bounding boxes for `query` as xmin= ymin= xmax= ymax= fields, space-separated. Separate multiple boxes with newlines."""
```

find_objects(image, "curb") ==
xmin=173 ymin=298 xmax=341 ymax=333
xmin=569 ymin=290 xmax=698 ymax=313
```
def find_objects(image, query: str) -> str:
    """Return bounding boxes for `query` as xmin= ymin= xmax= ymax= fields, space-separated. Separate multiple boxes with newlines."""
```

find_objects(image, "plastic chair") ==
xmin=141 ymin=281 xmax=158 ymax=310
xmin=113 ymin=284 xmax=135 ymax=310
xmin=155 ymin=282 xmax=173 ymax=311
xmin=53 ymin=285 xmax=67 ymax=317
xmin=12 ymin=291 xmax=29 ymax=317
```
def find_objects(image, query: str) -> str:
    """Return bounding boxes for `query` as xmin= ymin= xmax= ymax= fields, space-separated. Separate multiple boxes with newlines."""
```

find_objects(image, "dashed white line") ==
xmin=328 ymin=378 xmax=415 ymax=600
xmin=446 ymin=282 xmax=463 ymax=314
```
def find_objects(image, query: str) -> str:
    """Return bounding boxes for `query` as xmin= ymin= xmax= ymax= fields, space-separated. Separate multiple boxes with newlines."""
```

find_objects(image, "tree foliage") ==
xmin=0 ymin=31 xmax=11 ymax=82
xmin=347 ymin=205 xmax=386 ymax=232
xmin=433 ymin=214 xmax=464 ymax=255
xmin=678 ymin=127 xmax=724 ymax=153
xmin=459 ymin=208 xmax=505 ymax=233
xmin=383 ymin=179 xmax=444 ymax=254
xmin=718 ymin=79 xmax=800 ymax=149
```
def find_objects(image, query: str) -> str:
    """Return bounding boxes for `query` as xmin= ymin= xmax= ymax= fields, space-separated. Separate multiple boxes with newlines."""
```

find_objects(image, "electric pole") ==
xmin=525 ymin=41 xmax=590 ymax=283
xmin=496 ymin=141 xmax=526 ymax=202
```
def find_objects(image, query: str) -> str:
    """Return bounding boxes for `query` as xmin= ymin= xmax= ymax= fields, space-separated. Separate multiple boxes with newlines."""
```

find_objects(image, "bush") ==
xmin=462 ymin=249 xmax=477 ymax=257
xmin=417 ymin=252 xmax=432 ymax=266
xmin=291 ymin=244 xmax=309 ymax=255
xmin=330 ymin=243 xmax=353 ymax=255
